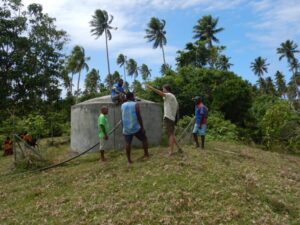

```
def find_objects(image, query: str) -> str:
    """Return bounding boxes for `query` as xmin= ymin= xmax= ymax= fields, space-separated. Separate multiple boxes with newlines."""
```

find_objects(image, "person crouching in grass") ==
xmin=98 ymin=106 xmax=110 ymax=162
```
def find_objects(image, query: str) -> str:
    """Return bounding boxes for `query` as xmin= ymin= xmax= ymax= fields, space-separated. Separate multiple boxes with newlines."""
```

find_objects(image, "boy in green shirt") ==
xmin=98 ymin=106 xmax=110 ymax=162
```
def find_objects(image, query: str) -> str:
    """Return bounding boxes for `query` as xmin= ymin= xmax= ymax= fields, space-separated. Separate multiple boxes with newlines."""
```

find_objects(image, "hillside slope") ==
xmin=0 ymin=141 xmax=299 ymax=225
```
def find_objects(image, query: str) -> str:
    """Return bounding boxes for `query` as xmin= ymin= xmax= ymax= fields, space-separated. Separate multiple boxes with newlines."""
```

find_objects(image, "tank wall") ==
xmin=71 ymin=102 xmax=162 ymax=153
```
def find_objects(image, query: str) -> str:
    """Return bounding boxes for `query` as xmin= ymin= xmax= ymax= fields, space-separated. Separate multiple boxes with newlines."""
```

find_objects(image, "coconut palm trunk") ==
xmin=76 ymin=71 xmax=81 ymax=103
xmin=70 ymin=73 xmax=74 ymax=95
xmin=123 ymin=65 xmax=126 ymax=83
xmin=161 ymin=45 xmax=166 ymax=65
xmin=104 ymin=29 xmax=112 ymax=89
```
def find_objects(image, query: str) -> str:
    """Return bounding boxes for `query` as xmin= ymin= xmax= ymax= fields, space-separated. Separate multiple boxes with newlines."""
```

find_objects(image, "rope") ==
xmin=37 ymin=120 xmax=122 ymax=172
xmin=0 ymin=120 xmax=122 ymax=177
xmin=177 ymin=117 xmax=194 ymax=143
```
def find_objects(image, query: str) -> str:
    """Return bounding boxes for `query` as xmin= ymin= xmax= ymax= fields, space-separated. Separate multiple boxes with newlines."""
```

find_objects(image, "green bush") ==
xmin=260 ymin=100 xmax=300 ymax=152
xmin=206 ymin=112 xmax=238 ymax=141
xmin=176 ymin=112 xmax=238 ymax=142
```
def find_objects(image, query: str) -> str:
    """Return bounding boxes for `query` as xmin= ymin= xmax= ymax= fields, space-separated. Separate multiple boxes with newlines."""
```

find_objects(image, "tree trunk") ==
xmin=70 ymin=73 xmax=74 ymax=95
xmin=76 ymin=71 xmax=81 ymax=104
xmin=104 ymin=29 xmax=111 ymax=90
xmin=161 ymin=45 xmax=166 ymax=66
xmin=123 ymin=65 xmax=126 ymax=83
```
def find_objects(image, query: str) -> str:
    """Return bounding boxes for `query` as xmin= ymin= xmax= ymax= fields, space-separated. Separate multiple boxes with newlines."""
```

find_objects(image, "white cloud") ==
xmin=248 ymin=0 xmax=300 ymax=47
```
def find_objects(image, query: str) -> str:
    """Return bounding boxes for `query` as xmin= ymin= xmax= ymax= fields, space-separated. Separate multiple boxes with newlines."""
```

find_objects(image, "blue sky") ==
xmin=22 ymin=0 xmax=300 ymax=90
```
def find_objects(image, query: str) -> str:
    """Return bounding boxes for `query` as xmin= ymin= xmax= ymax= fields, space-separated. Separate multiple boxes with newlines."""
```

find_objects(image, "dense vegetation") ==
xmin=0 ymin=0 xmax=299 ymax=154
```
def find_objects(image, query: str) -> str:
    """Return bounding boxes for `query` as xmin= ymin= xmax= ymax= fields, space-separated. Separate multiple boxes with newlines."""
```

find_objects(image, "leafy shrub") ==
xmin=260 ymin=100 xmax=300 ymax=152
xmin=206 ymin=112 xmax=238 ymax=141
xmin=176 ymin=112 xmax=238 ymax=142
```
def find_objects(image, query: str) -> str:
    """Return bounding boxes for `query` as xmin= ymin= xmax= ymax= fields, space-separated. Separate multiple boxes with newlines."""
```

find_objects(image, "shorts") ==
xmin=111 ymin=94 xmax=120 ymax=103
xmin=163 ymin=117 xmax=175 ymax=136
xmin=99 ymin=138 xmax=108 ymax=151
xmin=192 ymin=124 xmax=206 ymax=136
xmin=124 ymin=129 xmax=147 ymax=145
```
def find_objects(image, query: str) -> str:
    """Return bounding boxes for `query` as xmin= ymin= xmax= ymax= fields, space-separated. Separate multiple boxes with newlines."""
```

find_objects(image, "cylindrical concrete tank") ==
xmin=71 ymin=96 xmax=162 ymax=153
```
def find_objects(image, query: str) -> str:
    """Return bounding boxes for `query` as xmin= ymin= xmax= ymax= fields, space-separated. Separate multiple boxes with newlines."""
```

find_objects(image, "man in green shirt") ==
xmin=98 ymin=106 xmax=110 ymax=162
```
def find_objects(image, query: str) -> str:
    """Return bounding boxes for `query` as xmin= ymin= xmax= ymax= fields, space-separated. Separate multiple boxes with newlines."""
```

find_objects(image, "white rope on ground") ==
xmin=0 ymin=120 xmax=122 ymax=177
xmin=177 ymin=117 xmax=194 ymax=143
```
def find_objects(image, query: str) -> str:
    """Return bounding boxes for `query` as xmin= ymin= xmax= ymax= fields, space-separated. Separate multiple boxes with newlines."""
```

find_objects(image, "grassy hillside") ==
xmin=0 ymin=141 xmax=299 ymax=225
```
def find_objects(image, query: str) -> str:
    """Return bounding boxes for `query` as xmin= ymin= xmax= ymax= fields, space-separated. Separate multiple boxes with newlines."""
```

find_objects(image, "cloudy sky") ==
xmin=22 ymin=0 xmax=300 ymax=89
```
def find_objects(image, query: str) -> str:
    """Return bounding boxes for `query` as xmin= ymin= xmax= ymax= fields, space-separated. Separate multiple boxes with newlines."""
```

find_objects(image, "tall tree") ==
xmin=275 ymin=71 xmax=287 ymax=98
xmin=67 ymin=46 xmax=90 ymax=102
xmin=84 ymin=69 xmax=100 ymax=95
xmin=0 ymin=2 xmax=67 ymax=118
xmin=193 ymin=15 xmax=224 ymax=48
xmin=117 ymin=54 xmax=127 ymax=82
xmin=140 ymin=64 xmax=151 ymax=81
xmin=216 ymin=55 xmax=233 ymax=71
xmin=145 ymin=17 xmax=167 ymax=65
xmin=265 ymin=76 xmax=276 ymax=96
xmin=127 ymin=58 xmax=138 ymax=81
xmin=277 ymin=40 xmax=299 ymax=63
xmin=250 ymin=57 xmax=269 ymax=77
xmin=90 ymin=9 xmax=117 ymax=89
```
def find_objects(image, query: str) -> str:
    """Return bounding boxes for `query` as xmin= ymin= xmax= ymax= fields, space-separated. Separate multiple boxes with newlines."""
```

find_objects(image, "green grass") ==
xmin=0 ymin=140 xmax=299 ymax=225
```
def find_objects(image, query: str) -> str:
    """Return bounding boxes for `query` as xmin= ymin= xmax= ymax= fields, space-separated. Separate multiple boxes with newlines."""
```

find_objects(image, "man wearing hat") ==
xmin=193 ymin=96 xmax=208 ymax=149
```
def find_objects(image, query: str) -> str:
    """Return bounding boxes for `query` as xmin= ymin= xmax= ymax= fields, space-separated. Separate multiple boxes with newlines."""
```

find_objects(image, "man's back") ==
xmin=121 ymin=101 xmax=140 ymax=135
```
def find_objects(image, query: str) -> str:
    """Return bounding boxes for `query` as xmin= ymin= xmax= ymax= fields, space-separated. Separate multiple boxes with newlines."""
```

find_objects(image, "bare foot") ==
xmin=100 ymin=157 xmax=108 ymax=162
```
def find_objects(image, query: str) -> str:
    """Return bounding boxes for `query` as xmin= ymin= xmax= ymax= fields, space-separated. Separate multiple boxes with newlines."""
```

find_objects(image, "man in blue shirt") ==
xmin=192 ymin=96 xmax=208 ymax=149
xmin=121 ymin=92 xmax=149 ymax=164
xmin=111 ymin=79 xmax=126 ymax=103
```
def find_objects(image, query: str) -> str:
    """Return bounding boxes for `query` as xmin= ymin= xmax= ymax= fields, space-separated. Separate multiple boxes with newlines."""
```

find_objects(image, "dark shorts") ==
xmin=124 ymin=129 xmax=147 ymax=145
xmin=164 ymin=117 xmax=175 ymax=137
xmin=111 ymin=94 xmax=120 ymax=102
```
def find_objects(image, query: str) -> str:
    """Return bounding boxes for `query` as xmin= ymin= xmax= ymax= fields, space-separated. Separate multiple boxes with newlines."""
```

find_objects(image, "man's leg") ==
xmin=100 ymin=150 xmax=107 ymax=162
xmin=201 ymin=136 xmax=205 ymax=149
xmin=124 ymin=135 xmax=133 ymax=164
xmin=99 ymin=139 xmax=107 ymax=162
xmin=125 ymin=143 xmax=133 ymax=164
xmin=193 ymin=133 xmax=200 ymax=148
xmin=168 ymin=134 xmax=174 ymax=155
xmin=200 ymin=125 xmax=206 ymax=149
xmin=135 ymin=130 xmax=149 ymax=158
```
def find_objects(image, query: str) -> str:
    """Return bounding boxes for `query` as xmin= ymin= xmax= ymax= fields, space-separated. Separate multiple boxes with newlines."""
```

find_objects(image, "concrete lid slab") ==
xmin=72 ymin=95 xmax=161 ymax=109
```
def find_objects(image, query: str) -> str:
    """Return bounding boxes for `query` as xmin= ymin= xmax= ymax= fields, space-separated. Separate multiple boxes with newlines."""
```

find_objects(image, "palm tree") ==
xmin=275 ymin=71 xmax=287 ymax=98
xmin=127 ymin=58 xmax=138 ymax=81
xmin=193 ymin=15 xmax=224 ymax=48
xmin=289 ymin=58 xmax=300 ymax=74
xmin=160 ymin=63 xmax=172 ymax=75
xmin=67 ymin=46 xmax=90 ymax=102
xmin=257 ymin=77 xmax=266 ymax=94
xmin=145 ymin=17 xmax=167 ymax=65
xmin=277 ymin=40 xmax=299 ymax=62
xmin=265 ymin=76 xmax=276 ymax=96
xmin=84 ymin=69 xmax=100 ymax=94
xmin=250 ymin=57 xmax=269 ymax=77
xmin=140 ymin=64 xmax=151 ymax=81
xmin=90 ymin=9 xmax=117 ymax=89
xmin=117 ymin=54 xmax=127 ymax=82
xmin=216 ymin=55 xmax=233 ymax=71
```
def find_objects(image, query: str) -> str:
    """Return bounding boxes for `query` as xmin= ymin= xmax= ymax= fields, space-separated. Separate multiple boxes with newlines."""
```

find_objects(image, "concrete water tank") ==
xmin=71 ymin=96 xmax=162 ymax=153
